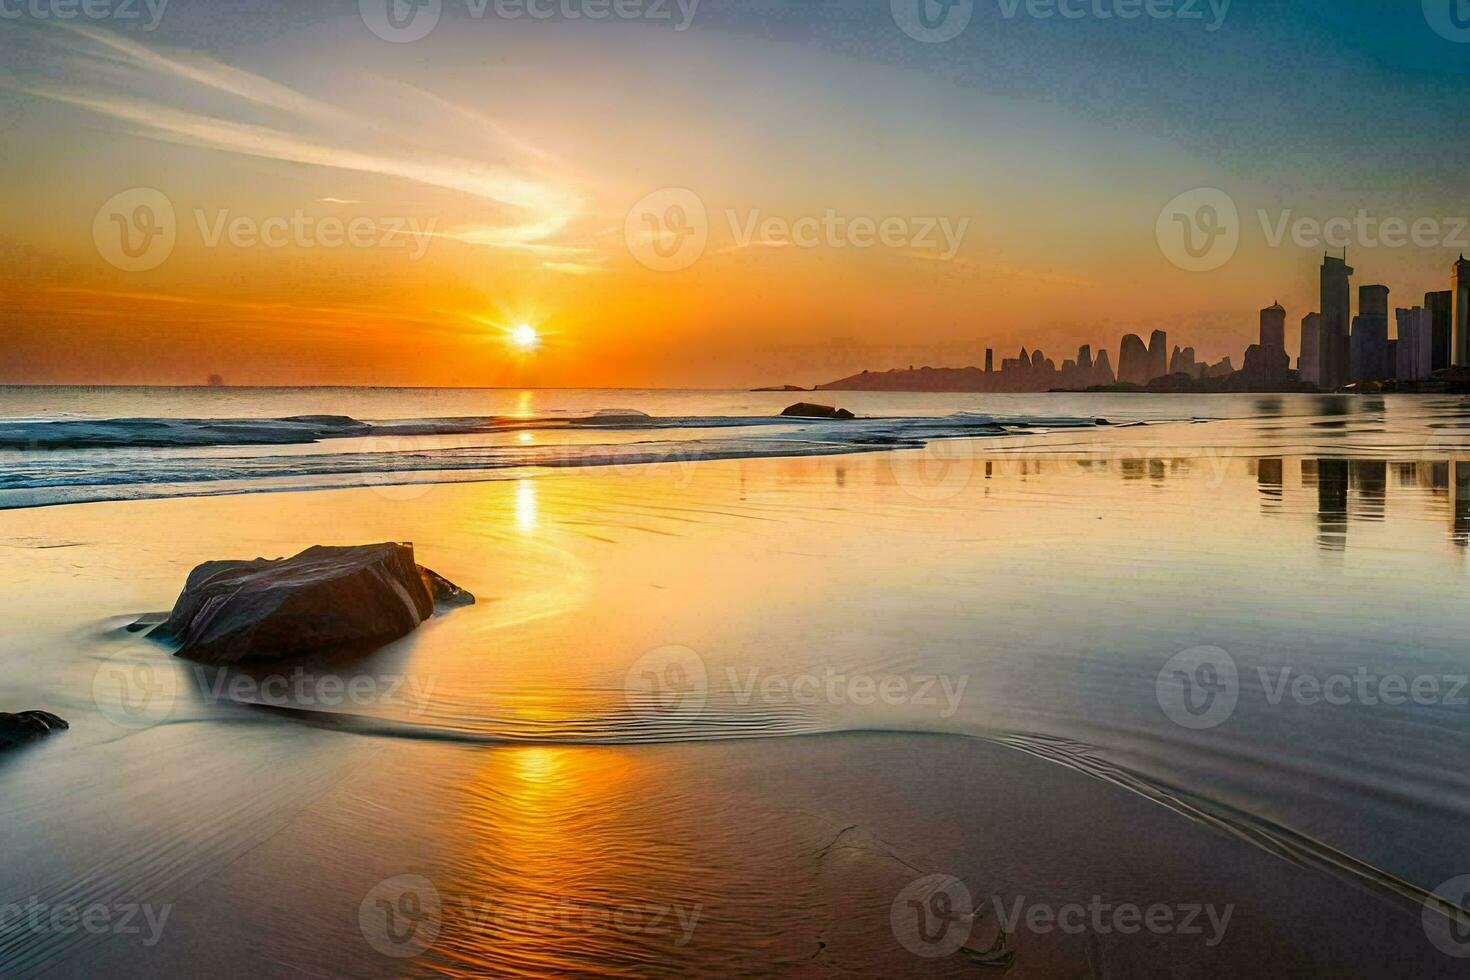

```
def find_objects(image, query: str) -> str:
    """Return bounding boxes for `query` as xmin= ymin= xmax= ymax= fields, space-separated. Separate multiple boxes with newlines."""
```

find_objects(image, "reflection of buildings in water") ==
xmin=1429 ymin=462 xmax=1449 ymax=494
xmin=1119 ymin=458 xmax=1146 ymax=481
xmin=1453 ymin=461 xmax=1470 ymax=548
xmin=1316 ymin=459 xmax=1349 ymax=552
xmin=1349 ymin=461 xmax=1386 ymax=521
xmin=1148 ymin=459 xmax=1165 ymax=484
xmin=1270 ymin=458 xmax=1470 ymax=550
xmin=1256 ymin=458 xmax=1283 ymax=502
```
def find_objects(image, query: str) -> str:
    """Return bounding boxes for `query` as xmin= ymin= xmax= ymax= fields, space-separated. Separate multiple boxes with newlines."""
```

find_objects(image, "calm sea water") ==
xmin=6 ymin=386 xmax=1470 ymax=976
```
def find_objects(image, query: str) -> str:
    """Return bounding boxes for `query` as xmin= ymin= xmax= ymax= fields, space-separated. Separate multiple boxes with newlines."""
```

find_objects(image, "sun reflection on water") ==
xmin=514 ymin=479 xmax=538 ymax=533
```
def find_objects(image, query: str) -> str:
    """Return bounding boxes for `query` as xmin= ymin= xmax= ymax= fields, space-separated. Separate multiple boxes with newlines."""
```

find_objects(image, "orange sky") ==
xmin=3 ymin=14 xmax=1466 ymax=387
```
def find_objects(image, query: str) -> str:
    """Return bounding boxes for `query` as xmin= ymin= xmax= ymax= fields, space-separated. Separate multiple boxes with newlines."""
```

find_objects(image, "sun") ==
xmin=509 ymin=323 xmax=540 ymax=350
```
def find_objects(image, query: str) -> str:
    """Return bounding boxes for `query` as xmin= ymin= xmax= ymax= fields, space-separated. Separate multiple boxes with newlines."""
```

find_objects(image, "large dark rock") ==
xmin=780 ymin=402 xmax=855 ymax=419
xmin=154 ymin=543 xmax=474 ymax=665
xmin=0 ymin=710 xmax=68 ymax=749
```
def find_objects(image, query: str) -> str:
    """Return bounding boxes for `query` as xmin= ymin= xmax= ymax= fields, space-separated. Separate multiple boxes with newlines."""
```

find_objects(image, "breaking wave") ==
xmin=0 ymin=410 xmax=1119 ymax=509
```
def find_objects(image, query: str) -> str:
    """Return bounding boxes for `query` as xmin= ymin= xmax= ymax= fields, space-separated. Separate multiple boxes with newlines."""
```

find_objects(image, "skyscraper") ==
xmin=1169 ymin=345 xmax=1197 ymax=376
xmin=1350 ymin=314 xmax=1389 ymax=382
xmin=1359 ymin=284 xmax=1389 ymax=321
xmin=985 ymin=348 xmax=993 ymax=374
xmin=1147 ymin=330 xmax=1168 ymax=382
xmin=1427 ymin=290 xmax=1452 ymax=371
xmin=1260 ymin=302 xmax=1286 ymax=353
xmin=1319 ymin=254 xmax=1354 ymax=389
xmin=1300 ymin=312 xmax=1321 ymax=386
xmin=1118 ymin=333 xmax=1150 ymax=385
xmin=1454 ymin=255 xmax=1470 ymax=367
xmin=1396 ymin=307 xmax=1433 ymax=381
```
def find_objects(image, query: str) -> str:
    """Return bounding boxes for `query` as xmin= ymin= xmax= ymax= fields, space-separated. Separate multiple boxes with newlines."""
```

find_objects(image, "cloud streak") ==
xmin=15 ymin=23 xmax=582 ymax=247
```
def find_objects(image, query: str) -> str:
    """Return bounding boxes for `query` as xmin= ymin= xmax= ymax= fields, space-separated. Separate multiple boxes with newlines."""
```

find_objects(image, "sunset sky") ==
xmin=3 ymin=1 xmax=1469 ymax=387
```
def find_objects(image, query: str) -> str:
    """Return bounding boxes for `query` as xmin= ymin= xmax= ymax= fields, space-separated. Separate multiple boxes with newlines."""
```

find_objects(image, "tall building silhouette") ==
xmin=1319 ymin=254 xmax=1354 ymax=389
xmin=1147 ymin=330 xmax=1168 ymax=382
xmin=1352 ymin=284 xmax=1391 ymax=382
xmin=1427 ymin=290 xmax=1452 ymax=371
xmin=1396 ymin=306 xmax=1432 ymax=381
xmin=1169 ymin=345 xmax=1198 ymax=376
xmin=1300 ymin=312 xmax=1321 ymax=385
xmin=1260 ymin=302 xmax=1286 ymax=353
xmin=1454 ymin=255 xmax=1470 ymax=367
xmin=985 ymin=348 xmax=993 ymax=374
xmin=1118 ymin=333 xmax=1150 ymax=385
xmin=1350 ymin=313 xmax=1389 ymax=381
xmin=1359 ymin=284 xmax=1389 ymax=321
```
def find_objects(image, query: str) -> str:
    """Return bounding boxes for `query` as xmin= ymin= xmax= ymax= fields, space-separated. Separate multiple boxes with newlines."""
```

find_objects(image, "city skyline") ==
xmin=825 ymin=253 xmax=1470 ymax=393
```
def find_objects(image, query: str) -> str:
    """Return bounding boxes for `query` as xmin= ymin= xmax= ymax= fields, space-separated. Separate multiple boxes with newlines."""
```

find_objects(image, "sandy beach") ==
xmin=6 ymin=395 xmax=1470 ymax=975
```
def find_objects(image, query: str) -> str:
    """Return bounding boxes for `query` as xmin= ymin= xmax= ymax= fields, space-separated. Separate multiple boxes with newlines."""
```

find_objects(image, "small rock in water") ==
xmin=153 ymin=542 xmax=474 ymax=665
xmin=0 ymin=710 xmax=69 ymax=749
xmin=780 ymin=403 xmax=855 ymax=419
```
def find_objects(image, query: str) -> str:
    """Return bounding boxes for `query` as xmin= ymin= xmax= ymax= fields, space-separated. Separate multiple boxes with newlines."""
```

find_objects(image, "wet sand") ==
xmin=5 ymin=431 xmax=1470 ymax=976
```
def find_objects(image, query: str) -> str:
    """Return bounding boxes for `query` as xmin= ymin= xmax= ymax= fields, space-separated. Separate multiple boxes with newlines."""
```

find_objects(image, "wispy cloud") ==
xmin=540 ymin=261 xmax=606 ymax=275
xmin=13 ymin=23 xmax=583 ymax=248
